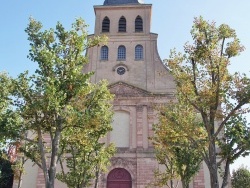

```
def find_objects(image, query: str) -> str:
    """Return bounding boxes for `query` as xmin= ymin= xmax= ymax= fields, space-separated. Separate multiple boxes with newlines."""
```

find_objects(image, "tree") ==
xmin=165 ymin=16 xmax=250 ymax=188
xmin=0 ymin=73 xmax=20 ymax=150
xmin=0 ymin=152 xmax=14 ymax=188
xmin=217 ymin=115 xmax=250 ymax=188
xmin=57 ymin=81 xmax=115 ymax=188
xmin=231 ymin=166 xmax=250 ymax=188
xmin=0 ymin=72 xmax=24 ymax=188
xmin=12 ymin=18 xmax=111 ymax=188
xmin=152 ymin=101 xmax=206 ymax=188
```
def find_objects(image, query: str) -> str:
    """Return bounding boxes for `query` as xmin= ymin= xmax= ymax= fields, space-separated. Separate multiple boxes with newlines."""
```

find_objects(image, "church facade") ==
xmin=18 ymin=1 xmax=219 ymax=188
xmin=83 ymin=0 xmax=207 ymax=188
xmin=83 ymin=0 xmax=176 ymax=187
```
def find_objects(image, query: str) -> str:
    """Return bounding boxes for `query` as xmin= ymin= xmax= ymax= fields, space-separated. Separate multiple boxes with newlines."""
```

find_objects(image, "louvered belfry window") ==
xmin=119 ymin=16 xmax=126 ymax=32
xmin=102 ymin=16 xmax=110 ymax=32
xmin=135 ymin=16 xmax=143 ymax=32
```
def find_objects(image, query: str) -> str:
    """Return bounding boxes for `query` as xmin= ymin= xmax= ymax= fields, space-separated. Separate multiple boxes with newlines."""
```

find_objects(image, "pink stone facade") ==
xmin=193 ymin=164 xmax=206 ymax=188
xmin=100 ymin=82 xmax=173 ymax=187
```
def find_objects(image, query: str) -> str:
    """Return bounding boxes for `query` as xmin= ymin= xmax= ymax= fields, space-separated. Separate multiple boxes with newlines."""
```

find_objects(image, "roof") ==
xmin=103 ymin=0 xmax=144 ymax=6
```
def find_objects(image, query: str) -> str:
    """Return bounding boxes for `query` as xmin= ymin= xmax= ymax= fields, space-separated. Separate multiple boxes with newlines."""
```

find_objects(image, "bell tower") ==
xmin=85 ymin=0 xmax=175 ymax=187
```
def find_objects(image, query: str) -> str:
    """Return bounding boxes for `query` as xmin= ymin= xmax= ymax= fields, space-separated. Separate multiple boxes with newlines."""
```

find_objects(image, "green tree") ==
xmin=0 ymin=72 xmax=24 ymax=188
xmin=218 ymin=115 xmax=250 ymax=188
xmin=0 ymin=73 xmax=20 ymax=150
xmin=152 ymin=101 xmax=206 ymax=188
xmin=0 ymin=152 xmax=14 ymax=188
xmin=57 ymin=81 xmax=115 ymax=188
xmin=165 ymin=17 xmax=250 ymax=188
xmin=12 ymin=18 xmax=110 ymax=188
xmin=232 ymin=166 xmax=250 ymax=188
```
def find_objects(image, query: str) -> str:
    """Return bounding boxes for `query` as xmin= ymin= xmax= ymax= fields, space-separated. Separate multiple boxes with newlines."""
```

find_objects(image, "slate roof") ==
xmin=103 ymin=0 xmax=143 ymax=6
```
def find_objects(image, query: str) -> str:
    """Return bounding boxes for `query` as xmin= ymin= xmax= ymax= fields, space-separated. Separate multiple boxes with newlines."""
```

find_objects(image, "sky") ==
xmin=0 ymin=0 xmax=250 ymax=172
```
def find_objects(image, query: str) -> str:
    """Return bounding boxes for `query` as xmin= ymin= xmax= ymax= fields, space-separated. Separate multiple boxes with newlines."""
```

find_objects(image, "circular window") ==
xmin=117 ymin=67 xmax=126 ymax=75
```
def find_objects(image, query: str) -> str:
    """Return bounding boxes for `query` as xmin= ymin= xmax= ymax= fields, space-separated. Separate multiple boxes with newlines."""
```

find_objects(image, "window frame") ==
xmin=100 ymin=45 xmax=109 ymax=61
xmin=135 ymin=15 xmax=143 ymax=32
xmin=118 ymin=16 xmax=127 ymax=32
xmin=117 ymin=45 xmax=126 ymax=60
xmin=135 ymin=45 xmax=143 ymax=60
xmin=102 ymin=16 xmax=110 ymax=33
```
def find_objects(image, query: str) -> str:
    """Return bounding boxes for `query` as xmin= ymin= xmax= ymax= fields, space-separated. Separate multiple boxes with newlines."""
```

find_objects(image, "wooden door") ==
xmin=107 ymin=168 xmax=132 ymax=188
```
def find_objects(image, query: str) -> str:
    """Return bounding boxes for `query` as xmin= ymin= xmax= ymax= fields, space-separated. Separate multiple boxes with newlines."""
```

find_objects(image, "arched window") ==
xmin=135 ymin=16 xmax=143 ymax=32
xmin=102 ymin=16 xmax=110 ymax=32
xmin=117 ymin=45 xmax=126 ymax=60
xmin=101 ymin=46 xmax=109 ymax=60
xmin=135 ymin=45 xmax=143 ymax=60
xmin=119 ymin=16 xmax=126 ymax=32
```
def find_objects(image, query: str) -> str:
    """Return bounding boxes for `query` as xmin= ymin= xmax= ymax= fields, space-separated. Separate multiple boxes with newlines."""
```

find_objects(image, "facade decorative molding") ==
xmin=110 ymin=157 xmax=137 ymax=179
xmin=109 ymin=81 xmax=173 ymax=98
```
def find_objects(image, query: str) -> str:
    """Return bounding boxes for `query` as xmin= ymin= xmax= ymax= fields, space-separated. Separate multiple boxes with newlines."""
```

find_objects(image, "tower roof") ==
xmin=103 ymin=0 xmax=144 ymax=6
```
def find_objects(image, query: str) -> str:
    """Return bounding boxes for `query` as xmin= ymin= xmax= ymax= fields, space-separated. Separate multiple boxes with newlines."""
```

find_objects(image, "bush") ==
xmin=232 ymin=166 xmax=250 ymax=188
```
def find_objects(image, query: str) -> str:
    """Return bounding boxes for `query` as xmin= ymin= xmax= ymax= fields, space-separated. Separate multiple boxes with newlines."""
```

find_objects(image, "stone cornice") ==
xmin=108 ymin=81 xmax=174 ymax=98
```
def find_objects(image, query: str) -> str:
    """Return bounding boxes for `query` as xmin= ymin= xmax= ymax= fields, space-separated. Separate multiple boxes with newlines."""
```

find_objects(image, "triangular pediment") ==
xmin=108 ymin=82 xmax=153 ymax=97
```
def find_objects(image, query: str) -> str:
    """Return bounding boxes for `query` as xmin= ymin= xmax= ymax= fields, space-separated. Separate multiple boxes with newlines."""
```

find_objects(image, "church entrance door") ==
xmin=107 ymin=168 xmax=132 ymax=188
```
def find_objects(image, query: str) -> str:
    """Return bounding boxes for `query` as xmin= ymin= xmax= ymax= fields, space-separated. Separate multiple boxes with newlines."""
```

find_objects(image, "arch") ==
xmin=135 ymin=15 xmax=143 ymax=32
xmin=135 ymin=44 xmax=143 ymax=60
xmin=117 ymin=45 xmax=126 ymax=60
xmin=101 ymin=45 xmax=109 ymax=60
xmin=107 ymin=168 xmax=132 ymax=188
xmin=112 ymin=63 xmax=129 ymax=71
xmin=119 ymin=16 xmax=126 ymax=32
xmin=102 ymin=16 xmax=110 ymax=32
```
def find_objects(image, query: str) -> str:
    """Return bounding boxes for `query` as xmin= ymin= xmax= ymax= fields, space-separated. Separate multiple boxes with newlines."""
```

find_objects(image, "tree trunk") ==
xmin=181 ymin=181 xmax=189 ymax=188
xmin=47 ymin=118 xmax=62 ymax=188
xmin=17 ymin=157 xmax=25 ymax=188
xmin=94 ymin=166 xmax=100 ymax=188
xmin=170 ymin=179 xmax=174 ymax=188
xmin=37 ymin=126 xmax=50 ymax=188
xmin=181 ymin=176 xmax=189 ymax=188
xmin=208 ymin=141 xmax=219 ymax=188
xmin=221 ymin=159 xmax=230 ymax=188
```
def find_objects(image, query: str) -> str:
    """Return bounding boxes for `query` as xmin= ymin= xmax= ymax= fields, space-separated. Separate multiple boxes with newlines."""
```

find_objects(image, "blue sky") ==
xmin=1 ymin=0 xmax=250 ymax=172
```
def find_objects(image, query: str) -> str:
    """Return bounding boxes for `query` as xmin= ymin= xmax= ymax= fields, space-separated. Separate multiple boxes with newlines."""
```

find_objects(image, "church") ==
xmin=83 ymin=0 xmax=176 ymax=187
xmin=19 ymin=0 xmax=214 ymax=187
xmin=84 ymin=0 xmax=175 ymax=187
xmin=80 ymin=0 xmax=210 ymax=187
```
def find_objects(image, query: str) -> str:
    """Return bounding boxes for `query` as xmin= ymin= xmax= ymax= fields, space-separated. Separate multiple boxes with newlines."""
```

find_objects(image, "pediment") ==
xmin=108 ymin=82 xmax=153 ymax=97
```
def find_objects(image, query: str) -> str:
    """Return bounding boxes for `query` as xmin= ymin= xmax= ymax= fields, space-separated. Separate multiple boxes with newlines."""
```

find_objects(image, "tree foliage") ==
xmin=0 ymin=72 xmax=23 ymax=188
xmin=217 ymin=115 xmax=250 ymax=187
xmin=231 ymin=166 xmax=250 ymax=188
xmin=164 ymin=16 xmax=250 ymax=188
xmin=0 ymin=153 xmax=14 ymax=188
xmin=10 ymin=17 xmax=112 ymax=188
xmin=0 ymin=73 xmax=21 ymax=149
xmin=152 ymin=101 xmax=206 ymax=188
xmin=57 ymin=81 xmax=115 ymax=188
